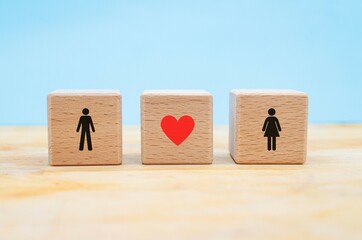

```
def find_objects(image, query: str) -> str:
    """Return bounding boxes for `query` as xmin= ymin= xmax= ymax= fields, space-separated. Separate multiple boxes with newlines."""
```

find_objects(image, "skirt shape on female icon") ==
xmin=263 ymin=117 xmax=280 ymax=137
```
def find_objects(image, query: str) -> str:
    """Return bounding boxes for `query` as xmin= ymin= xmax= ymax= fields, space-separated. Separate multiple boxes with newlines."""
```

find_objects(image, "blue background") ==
xmin=1 ymin=0 xmax=361 ymax=125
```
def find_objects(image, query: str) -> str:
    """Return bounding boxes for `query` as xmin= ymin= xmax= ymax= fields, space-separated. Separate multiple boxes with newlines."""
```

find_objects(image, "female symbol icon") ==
xmin=262 ymin=108 xmax=282 ymax=151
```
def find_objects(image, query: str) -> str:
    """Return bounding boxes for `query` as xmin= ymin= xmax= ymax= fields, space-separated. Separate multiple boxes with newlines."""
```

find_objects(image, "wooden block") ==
xmin=48 ymin=90 xmax=122 ymax=166
xmin=229 ymin=89 xmax=308 ymax=164
xmin=141 ymin=90 xmax=213 ymax=164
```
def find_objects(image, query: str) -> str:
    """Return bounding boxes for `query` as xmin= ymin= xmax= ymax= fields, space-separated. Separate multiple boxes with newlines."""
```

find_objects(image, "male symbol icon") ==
xmin=76 ymin=108 xmax=95 ymax=151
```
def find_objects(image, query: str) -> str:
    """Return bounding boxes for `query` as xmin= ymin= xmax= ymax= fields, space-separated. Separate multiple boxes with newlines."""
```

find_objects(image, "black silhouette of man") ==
xmin=76 ymin=108 xmax=95 ymax=151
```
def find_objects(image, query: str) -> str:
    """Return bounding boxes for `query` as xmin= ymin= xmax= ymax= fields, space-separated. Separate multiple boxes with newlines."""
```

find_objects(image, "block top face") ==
xmin=231 ymin=89 xmax=307 ymax=97
xmin=48 ymin=90 xmax=121 ymax=97
xmin=142 ymin=90 xmax=211 ymax=97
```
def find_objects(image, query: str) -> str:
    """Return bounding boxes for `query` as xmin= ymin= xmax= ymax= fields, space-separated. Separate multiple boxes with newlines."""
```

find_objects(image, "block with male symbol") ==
xmin=48 ymin=90 xmax=122 ymax=165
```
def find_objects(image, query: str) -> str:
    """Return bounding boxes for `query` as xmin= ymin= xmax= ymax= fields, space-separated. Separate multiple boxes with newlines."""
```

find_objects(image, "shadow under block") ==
xmin=48 ymin=90 xmax=122 ymax=166
xmin=229 ymin=90 xmax=308 ymax=164
xmin=141 ymin=90 xmax=213 ymax=164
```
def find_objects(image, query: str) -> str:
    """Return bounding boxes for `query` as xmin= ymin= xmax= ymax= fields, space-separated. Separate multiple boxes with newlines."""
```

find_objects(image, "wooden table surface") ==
xmin=0 ymin=125 xmax=361 ymax=240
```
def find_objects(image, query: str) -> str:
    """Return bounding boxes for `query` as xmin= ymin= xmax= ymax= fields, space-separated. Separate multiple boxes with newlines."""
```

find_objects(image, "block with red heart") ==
xmin=141 ymin=90 xmax=213 ymax=164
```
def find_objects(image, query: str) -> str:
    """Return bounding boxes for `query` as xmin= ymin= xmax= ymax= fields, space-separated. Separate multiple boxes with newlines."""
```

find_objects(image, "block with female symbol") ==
xmin=229 ymin=89 xmax=308 ymax=164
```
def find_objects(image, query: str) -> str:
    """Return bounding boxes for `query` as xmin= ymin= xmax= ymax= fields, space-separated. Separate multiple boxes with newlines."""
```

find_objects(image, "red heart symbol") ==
xmin=161 ymin=115 xmax=195 ymax=146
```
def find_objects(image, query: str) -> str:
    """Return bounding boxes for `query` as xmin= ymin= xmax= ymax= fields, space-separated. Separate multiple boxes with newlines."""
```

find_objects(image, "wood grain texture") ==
xmin=230 ymin=89 xmax=308 ymax=164
xmin=0 ymin=125 xmax=362 ymax=240
xmin=141 ymin=90 xmax=213 ymax=164
xmin=48 ymin=90 xmax=122 ymax=165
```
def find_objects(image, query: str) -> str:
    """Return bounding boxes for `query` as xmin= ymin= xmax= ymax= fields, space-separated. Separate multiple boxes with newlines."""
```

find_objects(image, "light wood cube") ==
xmin=48 ymin=90 xmax=122 ymax=166
xmin=229 ymin=90 xmax=308 ymax=164
xmin=141 ymin=90 xmax=213 ymax=164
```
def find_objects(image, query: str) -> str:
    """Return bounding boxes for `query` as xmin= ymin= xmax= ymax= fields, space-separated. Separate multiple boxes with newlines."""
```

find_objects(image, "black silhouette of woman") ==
xmin=76 ymin=108 xmax=95 ymax=151
xmin=262 ymin=108 xmax=282 ymax=151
